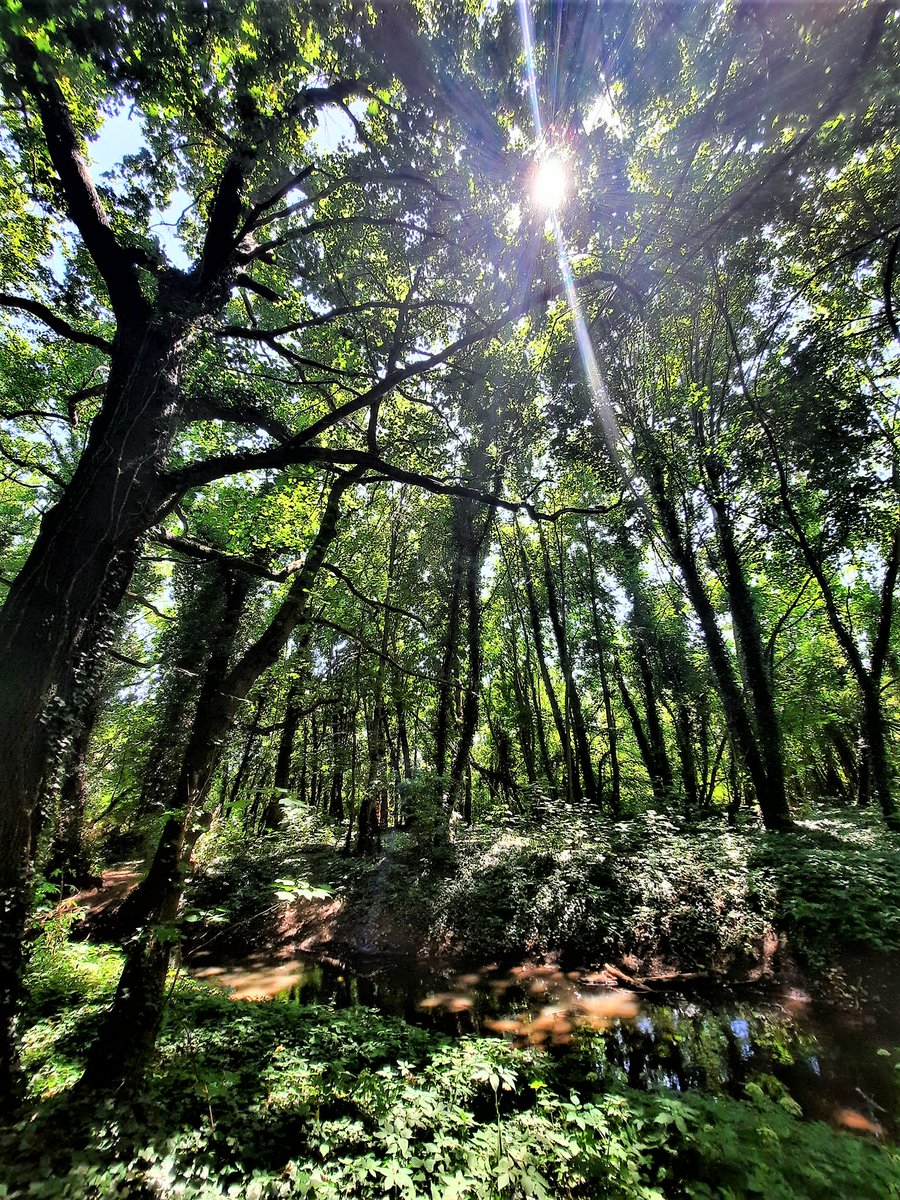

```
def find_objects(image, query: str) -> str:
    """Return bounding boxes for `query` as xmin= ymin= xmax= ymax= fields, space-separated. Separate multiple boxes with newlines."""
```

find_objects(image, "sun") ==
xmin=532 ymin=154 xmax=567 ymax=210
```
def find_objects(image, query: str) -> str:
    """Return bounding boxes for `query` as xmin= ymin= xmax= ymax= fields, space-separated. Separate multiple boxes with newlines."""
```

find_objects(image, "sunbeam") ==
xmin=517 ymin=0 xmax=627 ymax=478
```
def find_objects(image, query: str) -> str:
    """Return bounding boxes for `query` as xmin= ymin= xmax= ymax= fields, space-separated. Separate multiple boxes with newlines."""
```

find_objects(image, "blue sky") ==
xmin=86 ymin=100 xmax=364 ymax=271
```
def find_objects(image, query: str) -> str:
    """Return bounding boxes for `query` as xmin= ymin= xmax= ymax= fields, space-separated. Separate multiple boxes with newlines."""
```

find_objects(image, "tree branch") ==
xmin=0 ymin=293 xmax=112 ymax=351
xmin=312 ymin=617 xmax=442 ymax=684
xmin=187 ymin=393 xmax=293 ymax=442
xmin=167 ymin=266 xmax=638 ymax=500
xmin=10 ymin=37 xmax=144 ymax=317
xmin=0 ymin=443 xmax=65 ymax=488
xmin=320 ymin=562 xmax=429 ymax=630
xmin=883 ymin=227 xmax=900 ymax=342
xmin=151 ymin=530 xmax=299 ymax=581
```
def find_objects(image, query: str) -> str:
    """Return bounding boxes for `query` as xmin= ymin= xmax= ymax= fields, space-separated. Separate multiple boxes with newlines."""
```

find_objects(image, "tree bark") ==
xmin=515 ymin=526 xmax=575 ymax=798
xmin=448 ymin=501 xmax=493 ymax=812
xmin=79 ymin=471 xmax=359 ymax=1091
xmin=640 ymin=438 xmax=791 ymax=829
xmin=263 ymin=684 xmax=303 ymax=829
xmin=539 ymin=525 xmax=598 ymax=802
xmin=704 ymin=457 xmax=788 ymax=820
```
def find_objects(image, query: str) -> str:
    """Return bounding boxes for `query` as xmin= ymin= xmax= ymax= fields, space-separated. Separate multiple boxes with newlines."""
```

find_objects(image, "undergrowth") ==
xmin=3 ymin=937 xmax=899 ymax=1200
xmin=431 ymin=808 xmax=900 ymax=970
xmin=181 ymin=807 xmax=900 ymax=975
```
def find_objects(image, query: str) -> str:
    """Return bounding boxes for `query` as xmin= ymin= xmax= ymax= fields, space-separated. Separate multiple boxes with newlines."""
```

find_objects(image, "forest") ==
xmin=1 ymin=0 xmax=900 ymax=1195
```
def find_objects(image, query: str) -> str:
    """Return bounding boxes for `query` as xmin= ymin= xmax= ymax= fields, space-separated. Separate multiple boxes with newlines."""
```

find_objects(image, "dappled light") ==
xmin=2 ymin=0 xmax=899 ymax=1194
xmin=417 ymin=960 xmax=640 ymax=1043
xmin=193 ymin=961 xmax=308 ymax=1001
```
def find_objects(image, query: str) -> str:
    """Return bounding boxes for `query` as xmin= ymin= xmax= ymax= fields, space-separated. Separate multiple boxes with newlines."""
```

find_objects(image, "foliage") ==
xmin=1 ymin=1 xmax=900 ymax=1191
xmin=182 ymin=808 xmax=900 ymax=974
xmin=2 ymin=957 xmax=898 ymax=1200
xmin=434 ymin=810 xmax=773 ymax=968
xmin=434 ymin=810 xmax=900 ymax=972
xmin=399 ymin=772 xmax=454 ymax=860
xmin=25 ymin=901 xmax=122 ymax=1015
xmin=186 ymin=819 xmax=340 ymax=937
xmin=751 ymin=814 xmax=900 ymax=966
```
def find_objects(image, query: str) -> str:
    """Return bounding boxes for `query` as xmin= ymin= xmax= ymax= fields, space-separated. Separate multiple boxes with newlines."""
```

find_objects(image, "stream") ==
xmin=189 ymin=949 xmax=899 ymax=1139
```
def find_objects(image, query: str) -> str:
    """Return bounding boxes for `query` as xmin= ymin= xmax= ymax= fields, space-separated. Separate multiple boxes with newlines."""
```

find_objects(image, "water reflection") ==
xmin=193 ymin=961 xmax=309 ymax=1001
xmin=189 ymin=950 xmax=897 ymax=1139
xmin=418 ymin=962 xmax=639 ymax=1046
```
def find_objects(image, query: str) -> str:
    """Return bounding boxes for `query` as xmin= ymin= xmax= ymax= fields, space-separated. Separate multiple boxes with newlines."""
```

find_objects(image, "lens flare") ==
xmin=533 ymin=155 xmax=567 ymax=210
xmin=518 ymin=0 xmax=629 ymax=488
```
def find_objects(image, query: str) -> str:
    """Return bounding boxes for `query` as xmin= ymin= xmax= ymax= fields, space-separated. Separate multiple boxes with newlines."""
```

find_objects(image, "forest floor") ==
xmin=165 ymin=807 xmax=900 ymax=1002
xmin=7 ymin=808 xmax=900 ymax=1200
xmin=66 ymin=805 xmax=900 ymax=1017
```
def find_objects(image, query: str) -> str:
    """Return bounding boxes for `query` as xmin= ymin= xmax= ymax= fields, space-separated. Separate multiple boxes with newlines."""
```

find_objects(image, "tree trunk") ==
xmin=515 ymin=526 xmax=575 ymax=798
xmin=395 ymin=701 xmax=413 ymax=780
xmin=675 ymin=702 xmax=700 ymax=818
xmin=633 ymin=630 xmax=675 ymax=801
xmin=705 ymin=463 xmax=788 ymax=820
xmin=435 ymin=523 xmax=465 ymax=780
xmin=80 ymin=471 xmax=359 ymax=1091
xmin=738 ymin=324 xmax=899 ymax=826
xmin=0 ymin=315 xmax=195 ymax=1094
xmin=43 ymin=689 xmax=102 ymax=894
xmin=583 ymin=536 xmax=621 ymax=816
xmin=509 ymin=651 xmax=539 ymax=786
xmin=540 ymin=525 xmax=597 ymax=801
xmin=641 ymin=443 xmax=791 ymax=829
xmin=598 ymin=653 xmax=622 ymax=817
xmin=448 ymin=502 xmax=493 ymax=812
xmin=263 ymin=684 xmax=303 ymax=829
xmin=614 ymin=657 xmax=668 ymax=804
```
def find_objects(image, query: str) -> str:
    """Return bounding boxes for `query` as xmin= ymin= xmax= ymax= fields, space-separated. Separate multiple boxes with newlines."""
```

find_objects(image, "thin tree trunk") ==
xmin=614 ymin=657 xmax=667 ymax=803
xmin=705 ymin=460 xmax=788 ymax=818
xmin=448 ymin=502 xmax=493 ymax=812
xmin=633 ymin=629 xmax=675 ymax=801
xmin=540 ymin=525 xmax=597 ymax=801
xmin=515 ymin=525 xmax=575 ymax=797
xmin=598 ymin=653 xmax=621 ymax=816
xmin=641 ymin=442 xmax=790 ymax=829
xmin=583 ymin=536 xmax=621 ymax=815
xmin=675 ymin=702 xmax=699 ymax=817
xmin=263 ymin=683 xmax=303 ymax=829
xmin=509 ymin=650 xmax=539 ymax=786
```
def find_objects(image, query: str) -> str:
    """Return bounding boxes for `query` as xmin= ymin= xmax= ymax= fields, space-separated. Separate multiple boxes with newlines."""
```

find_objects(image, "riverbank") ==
xmin=5 ymin=933 xmax=900 ymax=1200
xmin=10 ymin=808 xmax=898 ymax=1198
xmin=170 ymin=808 xmax=900 ymax=1002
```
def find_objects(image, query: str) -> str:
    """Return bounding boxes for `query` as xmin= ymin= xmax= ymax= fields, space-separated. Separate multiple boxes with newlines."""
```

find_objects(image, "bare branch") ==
xmin=233 ymin=273 xmax=285 ymax=303
xmin=312 ymin=617 xmax=441 ymax=684
xmin=124 ymin=591 xmax=175 ymax=622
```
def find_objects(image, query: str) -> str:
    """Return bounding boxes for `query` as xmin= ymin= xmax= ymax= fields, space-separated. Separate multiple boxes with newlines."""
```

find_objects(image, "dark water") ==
xmin=190 ymin=951 xmax=899 ymax=1139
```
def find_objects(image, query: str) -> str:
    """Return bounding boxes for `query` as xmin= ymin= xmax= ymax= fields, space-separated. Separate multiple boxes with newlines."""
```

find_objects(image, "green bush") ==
xmin=429 ymin=809 xmax=900 ymax=973
xmin=4 ymin=976 xmax=898 ymax=1200
xmin=750 ymin=814 xmax=900 ymax=966
xmin=434 ymin=812 xmax=771 ymax=969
